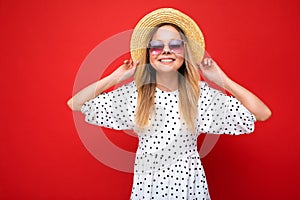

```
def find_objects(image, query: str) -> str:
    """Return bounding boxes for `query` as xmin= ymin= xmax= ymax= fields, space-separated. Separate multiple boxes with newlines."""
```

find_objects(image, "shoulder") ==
xmin=112 ymin=81 xmax=137 ymax=93
xmin=198 ymin=81 xmax=227 ymax=101
xmin=199 ymin=81 xmax=209 ymax=90
xmin=112 ymin=81 xmax=137 ymax=99
xmin=123 ymin=81 xmax=137 ymax=90
xmin=199 ymin=81 xmax=225 ymax=93
xmin=199 ymin=81 xmax=212 ymax=96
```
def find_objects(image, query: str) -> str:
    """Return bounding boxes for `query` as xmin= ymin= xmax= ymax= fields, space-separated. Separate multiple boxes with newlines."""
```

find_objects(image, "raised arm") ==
xmin=67 ymin=60 xmax=139 ymax=111
xmin=198 ymin=58 xmax=272 ymax=121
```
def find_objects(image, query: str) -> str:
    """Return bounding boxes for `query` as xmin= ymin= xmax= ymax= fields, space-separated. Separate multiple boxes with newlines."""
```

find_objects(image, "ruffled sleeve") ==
xmin=197 ymin=82 xmax=256 ymax=135
xmin=81 ymin=81 xmax=137 ymax=130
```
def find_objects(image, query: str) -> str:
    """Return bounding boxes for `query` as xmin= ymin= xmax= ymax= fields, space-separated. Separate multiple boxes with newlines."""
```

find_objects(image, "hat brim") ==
xmin=130 ymin=8 xmax=205 ymax=64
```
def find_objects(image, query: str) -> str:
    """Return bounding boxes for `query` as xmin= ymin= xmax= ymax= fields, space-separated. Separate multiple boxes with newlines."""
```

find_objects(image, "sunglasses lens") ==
xmin=169 ymin=40 xmax=184 ymax=53
xmin=149 ymin=41 xmax=164 ymax=55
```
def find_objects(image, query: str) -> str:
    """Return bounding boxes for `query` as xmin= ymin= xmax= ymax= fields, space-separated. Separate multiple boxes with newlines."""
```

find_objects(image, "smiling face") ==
xmin=149 ymin=25 xmax=185 ymax=74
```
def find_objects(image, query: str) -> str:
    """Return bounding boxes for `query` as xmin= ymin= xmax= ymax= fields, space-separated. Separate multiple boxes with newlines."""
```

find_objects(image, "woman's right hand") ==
xmin=111 ymin=59 xmax=139 ymax=84
xmin=67 ymin=59 xmax=139 ymax=111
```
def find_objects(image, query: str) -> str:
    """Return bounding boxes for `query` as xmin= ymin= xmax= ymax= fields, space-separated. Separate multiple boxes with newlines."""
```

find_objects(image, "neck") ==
xmin=156 ymin=71 xmax=179 ymax=92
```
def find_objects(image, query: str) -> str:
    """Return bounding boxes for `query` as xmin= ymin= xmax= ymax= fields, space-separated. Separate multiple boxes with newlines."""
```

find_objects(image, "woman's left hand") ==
xmin=197 ymin=58 xmax=229 ymax=87
xmin=198 ymin=58 xmax=272 ymax=121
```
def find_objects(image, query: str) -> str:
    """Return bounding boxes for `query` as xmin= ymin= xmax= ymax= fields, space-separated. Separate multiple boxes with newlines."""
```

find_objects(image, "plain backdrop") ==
xmin=1 ymin=0 xmax=299 ymax=199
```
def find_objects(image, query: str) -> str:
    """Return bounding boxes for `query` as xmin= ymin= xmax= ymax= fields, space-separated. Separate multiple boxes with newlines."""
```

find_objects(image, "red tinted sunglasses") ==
xmin=148 ymin=39 xmax=185 ymax=55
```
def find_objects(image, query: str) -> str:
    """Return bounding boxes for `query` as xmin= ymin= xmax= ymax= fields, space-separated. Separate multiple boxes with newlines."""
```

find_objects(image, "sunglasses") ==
xmin=148 ymin=39 xmax=185 ymax=55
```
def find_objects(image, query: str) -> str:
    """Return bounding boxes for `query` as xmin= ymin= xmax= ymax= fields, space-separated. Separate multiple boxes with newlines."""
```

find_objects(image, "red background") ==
xmin=1 ymin=0 xmax=300 ymax=199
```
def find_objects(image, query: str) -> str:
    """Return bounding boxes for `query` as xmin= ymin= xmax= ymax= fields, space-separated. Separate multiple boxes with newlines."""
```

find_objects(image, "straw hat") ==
xmin=130 ymin=8 xmax=205 ymax=64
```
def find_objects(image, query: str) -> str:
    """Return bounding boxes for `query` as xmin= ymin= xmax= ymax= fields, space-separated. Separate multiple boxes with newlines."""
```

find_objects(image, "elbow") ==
xmin=67 ymin=98 xmax=74 ymax=110
xmin=256 ymin=107 xmax=272 ymax=121
xmin=67 ymin=98 xmax=83 ymax=111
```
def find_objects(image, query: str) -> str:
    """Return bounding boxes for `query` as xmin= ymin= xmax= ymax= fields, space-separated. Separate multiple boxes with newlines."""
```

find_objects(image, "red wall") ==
xmin=1 ymin=0 xmax=299 ymax=199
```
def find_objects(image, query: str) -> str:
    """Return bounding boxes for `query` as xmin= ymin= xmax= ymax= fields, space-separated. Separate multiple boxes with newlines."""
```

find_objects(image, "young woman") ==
xmin=68 ymin=8 xmax=271 ymax=200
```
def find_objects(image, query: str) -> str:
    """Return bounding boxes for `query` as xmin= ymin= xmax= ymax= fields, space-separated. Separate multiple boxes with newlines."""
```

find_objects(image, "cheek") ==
xmin=176 ymin=56 xmax=184 ymax=67
xmin=149 ymin=54 xmax=157 ymax=66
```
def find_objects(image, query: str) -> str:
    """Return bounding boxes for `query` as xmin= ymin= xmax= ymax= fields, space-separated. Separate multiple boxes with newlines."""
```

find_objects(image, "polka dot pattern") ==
xmin=81 ymin=81 xmax=256 ymax=199
xmin=81 ymin=82 xmax=137 ymax=130
xmin=196 ymin=82 xmax=256 ymax=135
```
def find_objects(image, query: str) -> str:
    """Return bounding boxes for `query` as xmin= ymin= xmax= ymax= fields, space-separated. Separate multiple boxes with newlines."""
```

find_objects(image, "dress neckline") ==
xmin=155 ymin=87 xmax=179 ymax=94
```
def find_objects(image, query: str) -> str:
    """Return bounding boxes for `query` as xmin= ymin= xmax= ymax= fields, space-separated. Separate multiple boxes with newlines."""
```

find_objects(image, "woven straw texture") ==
xmin=130 ymin=8 xmax=205 ymax=64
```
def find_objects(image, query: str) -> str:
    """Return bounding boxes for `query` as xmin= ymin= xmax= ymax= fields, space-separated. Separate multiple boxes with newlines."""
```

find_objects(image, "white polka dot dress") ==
xmin=81 ymin=81 xmax=256 ymax=200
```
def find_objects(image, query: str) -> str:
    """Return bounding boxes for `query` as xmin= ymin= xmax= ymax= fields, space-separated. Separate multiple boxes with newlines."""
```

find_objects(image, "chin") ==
xmin=152 ymin=62 xmax=181 ymax=73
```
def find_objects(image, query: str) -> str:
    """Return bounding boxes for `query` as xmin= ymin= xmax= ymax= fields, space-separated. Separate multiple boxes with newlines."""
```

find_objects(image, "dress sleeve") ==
xmin=196 ymin=82 xmax=256 ymax=135
xmin=80 ymin=81 xmax=137 ymax=130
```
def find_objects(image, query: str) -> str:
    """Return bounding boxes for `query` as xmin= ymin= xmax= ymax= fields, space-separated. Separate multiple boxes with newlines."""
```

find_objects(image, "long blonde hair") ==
xmin=134 ymin=23 xmax=200 ymax=132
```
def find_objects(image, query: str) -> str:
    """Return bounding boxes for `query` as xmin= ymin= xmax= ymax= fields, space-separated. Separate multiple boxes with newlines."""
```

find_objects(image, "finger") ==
xmin=197 ymin=61 xmax=204 ymax=69
xmin=130 ymin=61 xmax=139 ymax=74
xmin=197 ymin=62 xmax=205 ymax=72
xmin=207 ymin=58 xmax=212 ymax=66
xmin=126 ymin=59 xmax=133 ymax=68
xmin=124 ymin=60 xmax=129 ymax=64
xmin=199 ymin=60 xmax=209 ymax=68
xmin=132 ymin=60 xmax=139 ymax=68
xmin=208 ymin=58 xmax=212 ymax=66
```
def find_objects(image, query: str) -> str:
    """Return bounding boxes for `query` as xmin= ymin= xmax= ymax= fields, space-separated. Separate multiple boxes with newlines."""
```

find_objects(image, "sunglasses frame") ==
xmin=148 ymin=39 xmax=185 ymax=55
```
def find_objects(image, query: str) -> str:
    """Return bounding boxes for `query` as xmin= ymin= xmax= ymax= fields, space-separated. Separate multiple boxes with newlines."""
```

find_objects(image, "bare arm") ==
xmin=198 ymin=58 xmax=272 ymax=121
xmin=67 ymin=60 xmax=139 ymax=111
xmin=222 ymin=77 xmax=271 ymax=121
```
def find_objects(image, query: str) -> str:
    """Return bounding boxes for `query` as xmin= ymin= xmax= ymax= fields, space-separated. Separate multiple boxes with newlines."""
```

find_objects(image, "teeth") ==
xmin=160 ymin=59 xmax=173 ymax=62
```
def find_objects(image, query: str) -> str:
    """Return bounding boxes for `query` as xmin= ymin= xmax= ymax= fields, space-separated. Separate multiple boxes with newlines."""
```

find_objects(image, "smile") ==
xmin=158 ymin=58 xmax=175 ymax=63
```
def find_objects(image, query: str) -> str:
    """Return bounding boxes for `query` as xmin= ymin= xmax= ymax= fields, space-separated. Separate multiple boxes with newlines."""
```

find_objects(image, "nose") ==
xmin=162 ymin=45 xmax=171 ymax=54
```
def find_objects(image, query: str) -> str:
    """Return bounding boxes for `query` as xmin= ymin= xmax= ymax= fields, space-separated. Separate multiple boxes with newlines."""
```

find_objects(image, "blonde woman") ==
xmin=67 ymin=8 xmax=271 ymax=200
